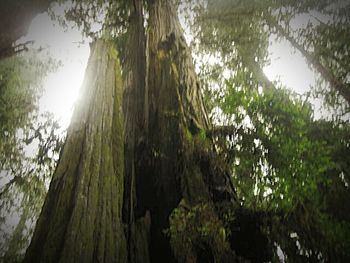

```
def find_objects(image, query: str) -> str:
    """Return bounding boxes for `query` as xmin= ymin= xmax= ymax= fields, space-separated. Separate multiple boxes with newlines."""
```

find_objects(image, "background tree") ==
xmin=189 ymin=0 xmax=350 ymax=261
xmin=0 ymin=50 xmax=62 ymax=262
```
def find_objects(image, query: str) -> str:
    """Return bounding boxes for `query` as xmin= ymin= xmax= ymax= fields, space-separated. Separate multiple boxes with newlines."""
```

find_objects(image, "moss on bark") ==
xmin=144 ymin=1 xmax=239 ymax=262
xmin=23 ymin=39 xmax=127 ymax=263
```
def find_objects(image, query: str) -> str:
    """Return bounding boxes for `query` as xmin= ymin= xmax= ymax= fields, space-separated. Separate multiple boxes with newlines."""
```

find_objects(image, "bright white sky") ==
xmin=264 ymin=39 xmax=324 ymax=119
xmin=264 ymin=40 xmax=315 ymax=95
xmin=20 ymin=4 xmax=319 ymax=130
xmin=19 ymin=3 xmax=90 ymax=129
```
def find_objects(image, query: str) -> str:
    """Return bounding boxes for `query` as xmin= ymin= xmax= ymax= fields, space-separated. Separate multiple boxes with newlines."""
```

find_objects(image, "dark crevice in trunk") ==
xmin=121 ymin=1 xmax=152 ymax=262
xmin=143 ymin=1 xmax=239 ymax=262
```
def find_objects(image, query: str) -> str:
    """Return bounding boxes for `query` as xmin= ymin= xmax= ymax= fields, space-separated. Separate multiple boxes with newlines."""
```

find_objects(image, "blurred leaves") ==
xmin=186 ymin=0 xmax=350 ymax=261
xmin=0 ymin=50 xmax=63 ymax=261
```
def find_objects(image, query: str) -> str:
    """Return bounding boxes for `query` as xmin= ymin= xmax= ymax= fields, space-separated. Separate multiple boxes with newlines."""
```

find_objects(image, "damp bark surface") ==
xmin=23 ymin=39 xmax=127 ymax=263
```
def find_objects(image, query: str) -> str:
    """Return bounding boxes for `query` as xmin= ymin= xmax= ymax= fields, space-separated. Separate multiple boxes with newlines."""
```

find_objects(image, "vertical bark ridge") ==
xmin=145 ymin=0 xmax=238 ymax=262
xmin=122 ymin=1 xmax=151 ymax=262
xmin=23 ymin=39 xmax=127 ymax=263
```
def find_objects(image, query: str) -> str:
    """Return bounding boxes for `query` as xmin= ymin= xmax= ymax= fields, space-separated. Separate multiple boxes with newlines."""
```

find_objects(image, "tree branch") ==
xmin=0 ymin=41 xmax=34 ymax=60
xmin=0 ymin=175 xmax=26 ymax=199
xmin=273 ymin=21 xmax=350 ymax=104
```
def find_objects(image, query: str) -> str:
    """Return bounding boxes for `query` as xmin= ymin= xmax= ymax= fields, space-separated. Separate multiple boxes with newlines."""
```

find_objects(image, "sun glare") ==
xmin=19 ymin=3 xmax=90 ymax=130
xmin=263 ymin=38 xmax=316 ymax=95
xmin=40 ymin=62 xmax=86 ymax=128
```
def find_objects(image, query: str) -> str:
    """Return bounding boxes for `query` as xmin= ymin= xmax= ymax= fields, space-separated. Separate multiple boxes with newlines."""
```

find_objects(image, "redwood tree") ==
xmin=23 ymin=0 xmax=241 ymax=262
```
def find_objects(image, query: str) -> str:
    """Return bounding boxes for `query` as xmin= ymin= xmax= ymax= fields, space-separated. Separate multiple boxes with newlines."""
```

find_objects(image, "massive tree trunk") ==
xmin=23 ymin=39 xmax=127 ymax=263
xmin=24 ymin=1 xmax=241 ymax=262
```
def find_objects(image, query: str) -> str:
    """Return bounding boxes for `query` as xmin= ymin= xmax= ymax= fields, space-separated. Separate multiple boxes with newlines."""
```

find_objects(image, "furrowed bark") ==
xmin=145 ymin=1 xmax=238 ymax=261
xmin=23 ymin=39 xmax=127 ymax=263
xmin=122 ymin=1 xmax=151 ymax=262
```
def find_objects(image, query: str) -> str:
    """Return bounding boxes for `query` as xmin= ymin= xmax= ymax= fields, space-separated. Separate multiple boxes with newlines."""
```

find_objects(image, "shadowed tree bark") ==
xmin=121 ymin=1 xmax=150 ymax=262
xmin=134 ymin=0 xmax=238 ymax=261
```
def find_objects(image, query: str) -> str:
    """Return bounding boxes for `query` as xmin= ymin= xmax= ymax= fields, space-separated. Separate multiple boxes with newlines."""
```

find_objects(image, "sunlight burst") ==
xmin=20 ymin=4 xmax=89 ymax=130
